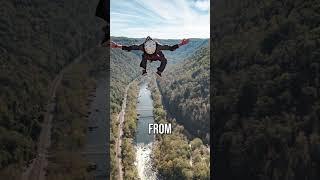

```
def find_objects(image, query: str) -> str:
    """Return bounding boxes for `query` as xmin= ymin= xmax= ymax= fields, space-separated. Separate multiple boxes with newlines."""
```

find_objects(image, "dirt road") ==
xmin=21 ymin=48 xmax=96 ymax=180
xmin=115 ymin=81 xmax=134 ymax=180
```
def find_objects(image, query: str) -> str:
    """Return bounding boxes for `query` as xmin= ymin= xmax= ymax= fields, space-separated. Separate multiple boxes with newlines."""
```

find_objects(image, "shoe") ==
xmin=156 ymin=71 xmax=162 ymax=77
xmin=142 ymin=70 xmax=147 ymax=76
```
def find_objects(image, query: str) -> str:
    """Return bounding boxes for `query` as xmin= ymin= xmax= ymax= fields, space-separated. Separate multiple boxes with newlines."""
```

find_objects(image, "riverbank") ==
xmin=83 ymin=78 xmax=108 ymax=180
xmin=110 ymin=80 xmax=140 ymax=179
xmin=121 ymin=81 xmax=139 ymax=179
xmin=45 ymin=48 xmax=106 ymax=180
xmin=135 ymin=80 xmax=157 ymax=180
xmin=46 ymin=62 xmax=96 ymax=180
xmin=150 ymin=78 xmax=210 ymax=179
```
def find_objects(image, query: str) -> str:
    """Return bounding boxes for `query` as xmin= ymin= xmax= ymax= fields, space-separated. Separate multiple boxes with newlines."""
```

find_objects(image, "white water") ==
xmin=135 ymin=143 xmax=157 ymax=180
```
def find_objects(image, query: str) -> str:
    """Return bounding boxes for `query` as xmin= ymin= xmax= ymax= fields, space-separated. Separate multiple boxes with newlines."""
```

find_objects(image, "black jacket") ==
xmin=122 ymin=42 xmax=179 ymax=53
xmin=95 ymin=0 xmax=108 ymax=21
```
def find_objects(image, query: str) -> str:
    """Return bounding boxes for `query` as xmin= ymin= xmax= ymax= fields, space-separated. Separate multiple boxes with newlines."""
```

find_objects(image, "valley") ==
xmin=110 ymin=37 xmax=210 ymax=179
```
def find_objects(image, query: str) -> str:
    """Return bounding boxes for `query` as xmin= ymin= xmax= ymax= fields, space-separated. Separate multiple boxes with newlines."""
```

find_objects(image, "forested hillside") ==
xmin=212 ymin=0 xmax=320 ymax=179
xmin=111 ymin=36 xmax=208 ymax=64
xmin=109 ymin=36 xmax=208 ymax=113
xmin=122 ymin=82 xmax=139 ymax=179
xmin=0 ymin=0 xmax=102 ymax=177
xmin=110 ymin=44 xmax=140 ymax=178
xmin=161 ymin=39 xmax=209 ymax=64
xmin=158 ymin=45 xmax=210 ymax=142
xmin=47 ymin=48 xmax=106 ymax=180
xmin=150 ymin=80 xmax=210 ymax=179
xmin=110 ymin=37 xmax=210 ymax=179
xmin=110 ymin=47 xmax=140 ymax=113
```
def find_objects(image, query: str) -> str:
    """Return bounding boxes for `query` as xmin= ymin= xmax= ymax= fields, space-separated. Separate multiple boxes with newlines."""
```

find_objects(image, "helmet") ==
xmin=144 ymin=39 xmax=156 ymax=54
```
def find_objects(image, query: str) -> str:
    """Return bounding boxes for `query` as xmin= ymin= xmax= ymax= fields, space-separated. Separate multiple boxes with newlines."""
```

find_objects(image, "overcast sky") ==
xmin=110 ymin=0 xmax=210 ymax=39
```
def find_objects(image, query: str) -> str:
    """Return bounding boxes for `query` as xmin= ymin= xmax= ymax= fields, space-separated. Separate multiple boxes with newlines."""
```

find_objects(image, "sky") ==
xmin=110 ymin=0 xmax=210 ymax=39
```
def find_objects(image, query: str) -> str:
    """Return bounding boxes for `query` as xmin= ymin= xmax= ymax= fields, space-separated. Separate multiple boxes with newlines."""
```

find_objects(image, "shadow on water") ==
xmin=84 ymin=78 xmax=108 ymax=180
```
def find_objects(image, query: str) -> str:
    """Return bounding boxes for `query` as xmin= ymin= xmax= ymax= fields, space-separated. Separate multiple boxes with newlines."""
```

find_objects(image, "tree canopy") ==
xmin=212 ymin=0 xmax=320 ymax=179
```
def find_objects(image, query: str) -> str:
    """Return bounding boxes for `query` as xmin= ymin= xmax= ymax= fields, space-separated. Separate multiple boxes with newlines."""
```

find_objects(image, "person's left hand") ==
xmin=110 ymin=41 xmax=121 ymax=48
xmin=180 ymin=39 xmax=189 ymax=46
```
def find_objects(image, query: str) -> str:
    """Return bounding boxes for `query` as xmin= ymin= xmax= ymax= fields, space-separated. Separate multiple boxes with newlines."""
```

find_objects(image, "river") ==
xmin=135 ymin=82 xmax=157 ymax=180
xmin=84 ymin=78 xmax=108 ymax=179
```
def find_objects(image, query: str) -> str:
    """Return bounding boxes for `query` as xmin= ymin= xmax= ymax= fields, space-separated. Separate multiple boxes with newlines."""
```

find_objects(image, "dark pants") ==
xmin=141 ymin=53 xmax=167 ymax=72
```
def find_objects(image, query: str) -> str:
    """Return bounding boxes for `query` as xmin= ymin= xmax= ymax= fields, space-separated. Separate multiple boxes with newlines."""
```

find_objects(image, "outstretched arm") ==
xmin=122 ymin=44 xmax=143 ymax=51
xmin=157 ymin=39 xmax=189 ymax=51
xmin=110 ymin=41 xmax=143 ymax=51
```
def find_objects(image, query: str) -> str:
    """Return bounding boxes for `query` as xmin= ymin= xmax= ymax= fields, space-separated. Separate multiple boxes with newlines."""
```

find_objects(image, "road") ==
xmin=115 ymin=81 xmax=134 ymax=180
xmin=21 ymin=48 xmax=96 ymax=180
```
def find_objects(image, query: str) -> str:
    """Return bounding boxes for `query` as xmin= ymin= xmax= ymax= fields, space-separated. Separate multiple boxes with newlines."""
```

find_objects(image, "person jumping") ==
xmin=110 ymin=36 xmax=189 ymax=77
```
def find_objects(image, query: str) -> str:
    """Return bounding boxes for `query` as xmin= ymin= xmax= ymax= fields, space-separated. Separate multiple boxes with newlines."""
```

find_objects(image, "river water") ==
xmin=84 ymin=78 xmax=108 ymax=179
xmin=135 ymin=82 xmax=157 ymax=180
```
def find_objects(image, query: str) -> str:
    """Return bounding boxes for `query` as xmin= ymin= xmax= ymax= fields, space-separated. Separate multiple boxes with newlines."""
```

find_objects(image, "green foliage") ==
xmin=110 ymin=37 xmax=140 ymax=178
xmin=47 ymin=48 xmax=106 ymax=180
xmin=0 ymin=0 xmax=102 ymax=175
xmin=110 ymin=36 xmax=210 ymax=179
xmin=122 ymin=82 xmax=139 ymax=179
xmin=150 ymin=80 xmax=210 ymax=180
xmin=111 ymin=36 xmax=209 ymax=64
xmin=158 ymin=46 xmax=210 ymax=142
xmin=212 ymin=0 xmax=320 ymax=179
xmin=110 ymin=43 xmax=140 ymax=114
xmin=109 ymin=143 xmax=118 ymax=178
xmin=161 ymin=39 xmax=209 ymax=64
xmin=0 ymin=126 xmax=33 ymax=177
xmin=191 ymin=138 xmax=203 ymax=151
xmin=122 ymin=138 xmax=138 ymax=180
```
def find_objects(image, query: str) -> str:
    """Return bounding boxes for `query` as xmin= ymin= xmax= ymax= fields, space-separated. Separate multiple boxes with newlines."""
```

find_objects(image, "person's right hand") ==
xmin=110 ymin=41 xmax=121 ymax=48
xmin=179 ymin=38 xmax=189 ymax=46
